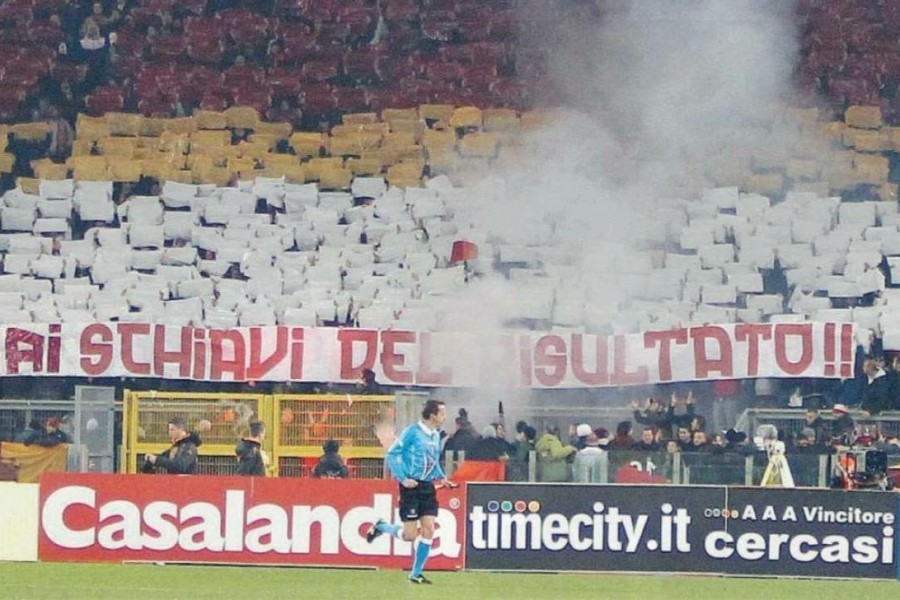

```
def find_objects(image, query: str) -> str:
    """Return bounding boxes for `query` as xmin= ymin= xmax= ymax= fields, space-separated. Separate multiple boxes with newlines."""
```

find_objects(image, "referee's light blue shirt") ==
xmin=386 ymin=422 xmax=446 ymax=482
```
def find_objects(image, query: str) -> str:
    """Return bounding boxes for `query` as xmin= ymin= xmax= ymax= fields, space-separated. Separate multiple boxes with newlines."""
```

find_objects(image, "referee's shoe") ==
xmin=408 ymin=575 xmax=432 ymax=585
xmin=366 ymin=519 xmax=385 ymax=543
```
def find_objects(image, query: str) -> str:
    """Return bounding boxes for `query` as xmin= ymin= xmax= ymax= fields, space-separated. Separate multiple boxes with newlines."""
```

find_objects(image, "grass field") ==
xmin=1 ymin=563 xmax=898 ymax=600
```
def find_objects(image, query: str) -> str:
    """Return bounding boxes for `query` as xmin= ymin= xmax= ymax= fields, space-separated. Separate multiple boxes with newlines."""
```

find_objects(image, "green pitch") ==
xmin=0 ymin=563 xmax=897 ymax=600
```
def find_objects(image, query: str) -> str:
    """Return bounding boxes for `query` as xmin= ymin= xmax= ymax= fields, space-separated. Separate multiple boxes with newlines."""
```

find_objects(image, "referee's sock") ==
xmin=410 ymin=536 xmax=433 ymax=577
xmin=376 ymin=521 xmax=402 ymax=539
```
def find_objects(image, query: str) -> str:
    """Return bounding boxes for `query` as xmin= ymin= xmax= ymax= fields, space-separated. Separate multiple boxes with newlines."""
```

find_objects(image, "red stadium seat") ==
xmin=85 ymin=89 xmax=125 ymax=116
xmin=301 ymin=84 xmax=338 ymax=113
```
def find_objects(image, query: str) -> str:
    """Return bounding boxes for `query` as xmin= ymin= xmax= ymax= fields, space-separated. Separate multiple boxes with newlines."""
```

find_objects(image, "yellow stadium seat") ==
xmin=423 ymin=128 xmax=457 ymax=152
xmin=159 ymin=131 xmax=190 ymax=154
xmin=853 ymin=152 xmax=889 ymax=184
xmin=164 ymin=168 xmax=195 ymax=184
xmin=227 ymin=155 xmax=257 ymax=173
xmin=282 ymin=164 xmax=306 ymax=183
xmin=107 ymin=158 xmax=142 ymax=182
xmin=427 ymin=148 xmax=457 ymax=173
xmin=141 ymin=157 xmax=169 ymax=180
xmin=318 ymin=166 xmax=353 ymax=190
xmin=305 ymin=157 xmax=344 ymax=181
xmin=847 ymin=129 xmax=890 ymax=153
xmin=845 ymin=105 xmax=882 ymax=130
xmin=388 ymin=119 xmax=425 ymax=142
xmin=520 ymin=110 xmax=550 ymax=130
xmin=98 ymin=136 xmax=137 ymax=158
xmin=237 ymin=140 xmax=270 ymax=159
xmin=195 ymin=110 xmax=228 ymax=130
xmin=0 ymin=152 xmax=16 ymax=173
xmin=786 ymin=158 xmax=820 ymax=181
xmin=290 ymin=132 xmax=326 ymax=158
xmin=419 ymin=104 xmax=455 ymax=123
xmin=342 ymin=112 xmax=378 ymax=125
xmin=347 ymin=156 xmax=383 ymax=176
xmin=164 ymin=117 xmax=198 ymax=135
xmin=330 ymin=134 xmax=364 ymax=157
xmin=11 ymin=122 xmax=50 ymax=142
xmin=263 ymin=153 xmax=299 ymax=168
xmin=191 ymin=129 xmax=231 ymax=151
xmin=254 ymin=121 xmax=292 ymax=141
xmin=106 ymin=112 xmax=142 ymax=136
xmin=70 ymin=139 xmax=94 ymax=157
xmin=744 ymin=173 xmax=784 ymax=196
xmin=386 ymin=161 xmax=423 ymax=188
xmin=76 ymin=114 xmax=108 ymax=141
xmin=31 ymin=159 xmax=69 ymax=180
xmin=224 ymin=106 xmax=260 ymax=130
xmin=140 ymin=117 xmax=167 ymax=137
xmin=192 ymin=163 xmax=232 ymax=187
xmin=382 ymin=107 xmax=418 ymax=124
xmin=459 ymin=132 xmax=499 ymax=158
xmin=449 ymin=106 xmax=482 ymax=129
xmin=483 ymin=109 xmax=520 ymax=132
xmin=16 ymin=177 xmax=40 ymax=194
xmin=247 ymin=133 xmax=278 ymax=150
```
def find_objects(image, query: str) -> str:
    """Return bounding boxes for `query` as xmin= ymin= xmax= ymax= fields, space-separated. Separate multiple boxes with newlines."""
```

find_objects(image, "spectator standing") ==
xmin=312 ymin=439 xmax=350 ymax=478
xmin=143 ymin=416 xmax=201 ymax=474
xmin=830 ymin=404 xmax=855 ymax=445
xmin=633 ymin=427 xmax=660 ymax=452
xmin=802 ymin=408 xmax=828 ymax=445
xmin=235 ymin=420 xmax=266 ymax=476
xmin=15 ymin=419 xmax=44 ymax=445
xmin=35 ymin=418 xmax=69 ymax=446
xmin=607 ymin=421 xmax=634 ymax=450
xmin=572 ymin=433 xmax=606 ymax=483
xmin=443 ymin=408 xmax=479 ymax=458
xmin=860 ymin=359 xmax=890 ymax=417
xmin=467 ymin=425 xmax=509 ymax=462
xmin=535 ymin=425 xmax=575 ymax=482
xmin=506 ymin=425 xmax=536 ymax=482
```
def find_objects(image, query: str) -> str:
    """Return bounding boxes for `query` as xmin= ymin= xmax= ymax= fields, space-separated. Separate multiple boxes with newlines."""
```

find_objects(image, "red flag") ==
xmin=450 ymin=240 xmax=478 ymax=264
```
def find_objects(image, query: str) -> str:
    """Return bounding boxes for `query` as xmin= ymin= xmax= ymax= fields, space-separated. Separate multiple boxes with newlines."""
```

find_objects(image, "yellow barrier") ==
xmin=122 ymin=391 xmax=394 ymax=477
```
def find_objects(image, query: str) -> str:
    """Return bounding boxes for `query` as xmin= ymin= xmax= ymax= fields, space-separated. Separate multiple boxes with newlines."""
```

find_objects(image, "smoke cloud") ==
xmin=428 ymin=1 xmax=812 ymax=426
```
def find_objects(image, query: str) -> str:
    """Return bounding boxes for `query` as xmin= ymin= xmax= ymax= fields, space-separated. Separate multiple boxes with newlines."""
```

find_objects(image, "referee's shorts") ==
xmin=398 ymin=480 xmax=438 ymax=521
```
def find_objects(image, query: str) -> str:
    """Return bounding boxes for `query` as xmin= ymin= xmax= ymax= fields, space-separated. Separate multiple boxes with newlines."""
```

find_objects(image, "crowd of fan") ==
xmin=442 ymin=383 xmax=900 ymax=484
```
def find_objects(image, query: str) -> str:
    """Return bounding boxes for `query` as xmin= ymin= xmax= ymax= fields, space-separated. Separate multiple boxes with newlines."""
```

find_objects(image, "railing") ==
xmin=444 ymin=448 xmax=835 ymax=487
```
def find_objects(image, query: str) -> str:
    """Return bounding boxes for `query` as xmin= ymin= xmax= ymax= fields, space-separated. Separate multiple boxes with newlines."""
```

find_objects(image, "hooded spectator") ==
xmin=860 ymin=359 xmax=890 ymax=416
xmin=607 ymin=421 xmax=634 ymax=450
xmin=535 ymin=425 xmax=575 ymax=482
xmin=312 ymin=439 xmax=350 ymax=478
xmin=571 ymin=422 xmax=593 ymax=450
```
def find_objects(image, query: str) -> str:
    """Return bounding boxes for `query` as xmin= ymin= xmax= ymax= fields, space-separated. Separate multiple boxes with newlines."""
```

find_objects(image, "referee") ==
xmin=366 ymin=399 xmax=456 ymax=584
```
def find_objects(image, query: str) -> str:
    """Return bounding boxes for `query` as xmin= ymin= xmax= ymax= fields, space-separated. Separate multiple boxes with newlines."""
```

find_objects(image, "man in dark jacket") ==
xmin=312 ymin=439 xmax=350 ymax=478
xmin=443 ymin=408 xmax=479 ymax=458
xmin=34 ymin=418 xmax=70 ymax=446
xmin=467 ymin=425 xmax=510 ymax=461
xmin=144 ymin=416 xmax=201 ymax=474
xmin=506 ymin=425 xmax=536 ymax=481
xmin=235 ymin=420 xmax=266 ymax=476
xmin=860 ymin=359 xmax=891 ymax=416
xmin=15 ymin=419 xmax=43 ymax=444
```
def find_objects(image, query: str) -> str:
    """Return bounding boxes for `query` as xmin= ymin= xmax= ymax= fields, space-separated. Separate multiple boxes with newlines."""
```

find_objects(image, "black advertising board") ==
xmin=720 ymin=487 xmax=896 ymax=579
xmin=465 ymin=483 xmax=897 ymax=579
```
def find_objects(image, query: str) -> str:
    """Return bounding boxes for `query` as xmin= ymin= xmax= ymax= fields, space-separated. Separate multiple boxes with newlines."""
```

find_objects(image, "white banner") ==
xmin=1 ymin=322 xmax=855 ymax=388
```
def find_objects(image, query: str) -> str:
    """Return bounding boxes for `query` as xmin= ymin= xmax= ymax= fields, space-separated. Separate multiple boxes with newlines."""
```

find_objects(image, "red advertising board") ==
xmin=38 ymin=473 xmax=465 ymax=569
